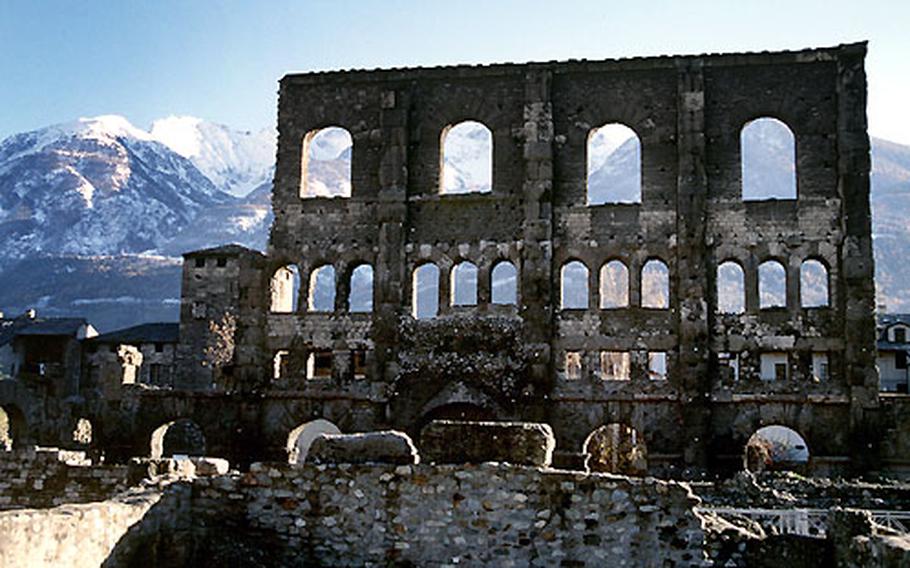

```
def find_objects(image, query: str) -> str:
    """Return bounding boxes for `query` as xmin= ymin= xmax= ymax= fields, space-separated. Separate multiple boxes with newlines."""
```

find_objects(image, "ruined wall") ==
xmin=188 ymin=462 xmax=709 ymax=567
xmin=0 ymin=448 xmax=139 ymax=510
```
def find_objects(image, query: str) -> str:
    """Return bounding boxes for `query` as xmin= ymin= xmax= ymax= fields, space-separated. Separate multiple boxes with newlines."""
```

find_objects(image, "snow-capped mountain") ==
xmin=150 ymin=116 xmax=275 ymax=197
xmin=0 ymin=115 xmax=231 ymax=260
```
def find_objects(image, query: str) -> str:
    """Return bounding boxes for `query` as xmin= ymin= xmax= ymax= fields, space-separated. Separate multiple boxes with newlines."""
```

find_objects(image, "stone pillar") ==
xmin=675 ymin=60 xmax=712 ymax=470
xmin=836 ymin=43 xmax=879 ymax=472
xmin=520 ymin=69 xmax=555 ymax=398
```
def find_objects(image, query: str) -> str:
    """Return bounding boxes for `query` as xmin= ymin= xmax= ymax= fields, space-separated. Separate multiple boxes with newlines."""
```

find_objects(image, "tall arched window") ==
xmin=270 ymin=264 xmax=301 ymax=313
xmin=741 ymin=117 xmax=796 ymax=200
xmin=641 ymin=259 xmax=669 ymax=309
xmin=308 ymin=265 xmax=336 ymax=312
xmin=800 ymin=259 xmax=829 ymax=308
xmin=441 ymin=120 xmax=492 ymax=194
xmin=301 ymin=126 xmax=353 ymax=198
xmin=587 ymin=123 xmax=641 ymax=205
xmin=600 ymin=260 xmax=629 ymax=309
xmin=561 ymin=261 xmax=589 ymax=310
xmin=758 ymin=260 xmax=787 ymax=309
xmin=349 ymin=264 xmax=374 ymax=313
xmin=491 ymin=260 xmax=518 ymax=305
xmin=451 ymin=261 xmax=479 ymax=306
xmin=717 ymin=261 xmax=745 ymax=314
xmin=412 ymin=263 xmax=440 ymax=319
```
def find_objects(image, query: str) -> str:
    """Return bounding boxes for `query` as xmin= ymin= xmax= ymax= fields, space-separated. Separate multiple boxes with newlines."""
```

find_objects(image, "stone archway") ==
xmin=286 ymin=419 xmax=341 ymax=464
xmin=744 ymin=425 xmax=809 ymax=473
xmin=150 ymin=419 xmax=207 ymax=459
xmin=583 ymin=423 xmax=648 ymax=476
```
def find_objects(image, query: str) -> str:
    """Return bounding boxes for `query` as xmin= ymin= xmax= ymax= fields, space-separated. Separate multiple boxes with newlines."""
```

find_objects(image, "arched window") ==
xmin=308 ymin=265 xmax=336 ymax=312
xmin=599 ymin=260 xmax=629 ymax=308
xmin=800 ymin=259 xmax=829 ymax=308
xmin=758 ymin=260 xmax=787 ymax=309
xmin=150 ymin=419 xmax=206 ymax=459
xmin=301 ymin=126 xmax=353 ymax=198
xmin=641 ymin=259 xmax=669 ymax=309
xmin=286 ymin=419 xmax=341 ymax=464
xmin=270 ymin=265 xmax=301 ymax=313
xmin=451 ymin=261 xmax=479 ymax=306
xmin=412 ymin=263 xmax=440 ymax=319
xmin=440 ymin=120 xmax=492 ymax=194
xmin=587 ymin=123 xmax=641 ymax=205
xmin=717 ymin=261 xmax=746 ymax=314
xmin=560 ymin=261 xmax=589 ymax=310
xmin=741 ymin=117 xmax=797 ymax=201
xmin=744 ymin=425 xmax=809 ymax=473
xmin=491 ymin=261 xmax=518 ymax=305
xmin=583 ymin=423 xmax=647 ymax=475
xmin=349 ymin=264 xmax=374 ymax=313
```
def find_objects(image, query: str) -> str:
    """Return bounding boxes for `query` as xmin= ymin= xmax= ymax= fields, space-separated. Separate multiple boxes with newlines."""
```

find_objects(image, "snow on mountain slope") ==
xmin=150 ymin=116 xmax=275 ymax=197
xmin=0 ymin=115 xmax=231 ymax=259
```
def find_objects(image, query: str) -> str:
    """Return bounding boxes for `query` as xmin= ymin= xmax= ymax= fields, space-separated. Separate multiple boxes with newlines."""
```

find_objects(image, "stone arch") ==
xmin=641 ymin=258 xmax=669 ymax=309
xmin=586 ymin=123 xmax=641 ymax=204
xmin=450 ymin=261 xmax=479 ymax=306
xmin=599 ymin=259 xmax=630 ymax=308
xmin=0 ymin=405 xmax=26 ymax=450
xmin=758 ymin=259 xmax=787 ymax=309
xmin=286 ymin=419 xmax=341 ymax=464
xmin=741 ymin=117 xmax=797 ymax=200
xmin=583 ymin=423 xmax=647 ymax=475
xmin=308 ymin=264 xmax=336 ymax=312
xmin=561 ymin=260 xmax=589 ymax=310
xmin=301 ymin=126 xmax=352 ymax=198
xmin=717 ymin=260 xmax=746 ymax=314
xmin=440 ymin=120 xmax=492 ymax=194
xmin=800 ymin=258 xmax=829 ymax=308
xmin=491 ymin=260 xmax=518 ymax=305
xmin=348 ymin=263 xmax=374 ymax=313
xmin=412 ymin=262 xmax=440 ymax=319
xmin=744 ymin=424 xmax=809 ymax=473
xmin=270 ymin=264 xmax=301 ymax=313
xmin=150 ymin=419 xmax=206 ymax=459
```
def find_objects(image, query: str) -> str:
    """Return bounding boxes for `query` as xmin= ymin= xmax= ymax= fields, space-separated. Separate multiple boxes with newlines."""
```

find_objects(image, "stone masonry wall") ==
xmin=189 ymin=462 xmax=709 ymax=567
xmin=0 ymin=448 xmax=139 ymax=510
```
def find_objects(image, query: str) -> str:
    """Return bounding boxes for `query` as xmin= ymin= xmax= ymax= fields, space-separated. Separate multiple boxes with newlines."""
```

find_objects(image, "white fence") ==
xmin=703 ymin=507 xmax=910 ymax=538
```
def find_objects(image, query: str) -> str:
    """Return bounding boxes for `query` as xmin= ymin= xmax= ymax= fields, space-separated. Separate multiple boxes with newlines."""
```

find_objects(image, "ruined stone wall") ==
xmin=0 ymin=448 xmax=139 ymax=510
xmin=188 ymin=462 xmax=709 ymax=567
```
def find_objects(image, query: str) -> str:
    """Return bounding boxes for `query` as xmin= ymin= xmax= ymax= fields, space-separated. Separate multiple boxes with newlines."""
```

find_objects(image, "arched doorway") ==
xmin=150 ymin=419 xmax=206 ymax=459
xmin=744 ymin=425 xmax=809 ymax=472
xmin=583 ymin=423 xmax=648 ymax=475
xmin=286 ymin=419 xmax=341 ymax=464
xmin=0 ymin=405 xmax=26 ymax=450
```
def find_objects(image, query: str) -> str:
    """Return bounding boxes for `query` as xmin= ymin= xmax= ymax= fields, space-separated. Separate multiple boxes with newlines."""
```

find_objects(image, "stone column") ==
xmin=675 ymin=60 xmax=712 ymax=470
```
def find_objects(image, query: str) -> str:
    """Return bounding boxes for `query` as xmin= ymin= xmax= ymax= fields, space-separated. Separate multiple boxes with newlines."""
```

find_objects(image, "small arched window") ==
xmin=491 ymin=261 xmax=518 ymax=305
xmin=308 ymin=265 xmax=336 ymax=312
xmin=349 ymin=264 xmax=374 ymax=313
xmin=451 ymin=261 xmax=479 ymax=306
xmin=412 ymin=263 xmax=440 ymax=319
xmin=441 ymin=120 xmax=492 ymax=195
xmin=800 ymin=259 xmax=829 ymax=308
xmin=741 ymin=117 xmax=796 ymax=201
xmin=301 ymin=126 xmax=353 ymax=198
xmin=561 ymin=261 xmax=589 ymax=310
xmin=270 ymin=264 xmax=301 ymax=313
xmin=641 ymin=259 xmax=669 ymax=309
xmin=587 ymin=123 xmax=641 ymax=205
xmin=717 ymin=261 xmax=746 ymax=314
xmin=600 ymin=260 xmax=629 ymax=309
xmin=758 ymin=260 xmax=787 ymax=309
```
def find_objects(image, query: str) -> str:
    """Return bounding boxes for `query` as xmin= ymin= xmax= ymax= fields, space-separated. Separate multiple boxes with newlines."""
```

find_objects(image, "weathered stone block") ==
xmin=419 ymin=420 xmax=555 ymax=466
xmin=307 ymin=431 xmax=419 ymax=465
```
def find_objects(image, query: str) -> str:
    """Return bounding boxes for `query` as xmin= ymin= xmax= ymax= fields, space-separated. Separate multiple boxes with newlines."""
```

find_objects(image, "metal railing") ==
xmin=703 ymin=507 xmax=910 ymax=538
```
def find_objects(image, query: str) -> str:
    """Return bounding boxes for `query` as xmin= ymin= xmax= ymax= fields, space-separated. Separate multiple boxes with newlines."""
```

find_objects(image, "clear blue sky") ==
xmin=1 ymin=0 xmax=908 ymax=144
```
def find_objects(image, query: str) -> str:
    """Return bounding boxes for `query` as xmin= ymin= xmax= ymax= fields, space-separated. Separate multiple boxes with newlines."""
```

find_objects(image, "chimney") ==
xmin=25 ymin=309 xmax=36 ymax=319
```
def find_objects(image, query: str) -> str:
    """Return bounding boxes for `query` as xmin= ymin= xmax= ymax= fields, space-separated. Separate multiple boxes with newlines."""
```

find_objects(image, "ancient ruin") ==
xmin=2 ymin=42 xmax=910 ymax=566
